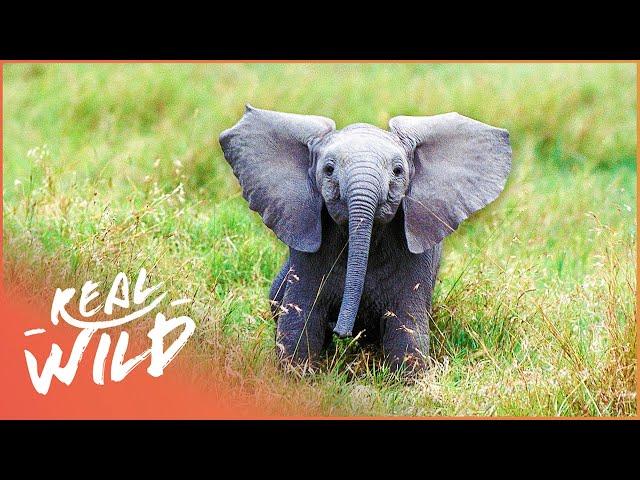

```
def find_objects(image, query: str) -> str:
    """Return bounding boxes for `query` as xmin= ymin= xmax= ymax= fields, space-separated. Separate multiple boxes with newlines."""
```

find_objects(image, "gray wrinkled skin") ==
xmin=219 ymin=105 xmax=511 ymax=374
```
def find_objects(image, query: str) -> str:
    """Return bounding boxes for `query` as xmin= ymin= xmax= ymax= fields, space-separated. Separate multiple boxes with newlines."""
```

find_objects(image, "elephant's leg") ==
xmin=269 ymin=258 xmax=291 ymax=316
xmin=381 ymin=246 xmax=441 ymax=374
xmin=275 ymin=275 xmax=329 ymax=368
xmin=381 ymin=308 xmax=430 ymax=374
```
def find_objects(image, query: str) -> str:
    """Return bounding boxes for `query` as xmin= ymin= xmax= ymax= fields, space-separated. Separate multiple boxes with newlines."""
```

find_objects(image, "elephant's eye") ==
xmin=324 ymin=164 xmax=335 ymax=176
xmin=393 ymin=165 xmax=403 ymax=176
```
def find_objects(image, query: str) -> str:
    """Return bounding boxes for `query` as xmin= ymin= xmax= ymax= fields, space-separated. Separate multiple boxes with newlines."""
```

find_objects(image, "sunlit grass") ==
xmin=3 ymin=63 xmax=636 ymax=416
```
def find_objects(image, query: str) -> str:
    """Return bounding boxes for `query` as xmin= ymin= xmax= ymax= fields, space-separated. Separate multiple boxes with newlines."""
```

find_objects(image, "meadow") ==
xmin=2 ymin=63 xmax=636 ymax=416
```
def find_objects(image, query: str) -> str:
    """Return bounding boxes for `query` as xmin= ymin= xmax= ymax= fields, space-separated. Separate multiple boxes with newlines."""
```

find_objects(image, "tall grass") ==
xmin=3 ymin=63 xmax=636 ymax=416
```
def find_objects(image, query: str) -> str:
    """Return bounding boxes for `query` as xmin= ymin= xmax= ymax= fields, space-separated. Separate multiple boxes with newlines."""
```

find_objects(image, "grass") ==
xmin=2 ymin=63 xmax=637 ymax=416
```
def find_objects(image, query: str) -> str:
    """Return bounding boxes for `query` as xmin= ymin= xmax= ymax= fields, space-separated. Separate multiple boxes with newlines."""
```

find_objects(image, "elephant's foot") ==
xmin=382 ymin=317 xmax=429 ymax=377
xmin=385 ymin=349 xmax=428 ymax=380
xmin=275 ymin=321 xmax=324 ymax=374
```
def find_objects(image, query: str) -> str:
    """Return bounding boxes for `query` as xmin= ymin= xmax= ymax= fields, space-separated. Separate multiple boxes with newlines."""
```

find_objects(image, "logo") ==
xmin=23 ymin=268 xmax=196 ymax=395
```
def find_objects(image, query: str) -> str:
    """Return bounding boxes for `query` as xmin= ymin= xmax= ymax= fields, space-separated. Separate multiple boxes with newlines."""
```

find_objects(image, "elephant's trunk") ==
xmin=332 ymin=165 xmax=381 ymax=338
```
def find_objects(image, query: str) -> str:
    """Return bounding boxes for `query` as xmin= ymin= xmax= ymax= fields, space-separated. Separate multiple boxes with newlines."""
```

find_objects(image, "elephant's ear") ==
xmin=389 ymin=113 xmax=511 ymax=254
xmin=219 ymin=105 xmax=335 ymax=253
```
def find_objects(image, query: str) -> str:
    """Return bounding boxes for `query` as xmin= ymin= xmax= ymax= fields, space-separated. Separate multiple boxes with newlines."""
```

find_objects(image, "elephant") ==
xmin=219 ymin=105 xmax=511 ymax=373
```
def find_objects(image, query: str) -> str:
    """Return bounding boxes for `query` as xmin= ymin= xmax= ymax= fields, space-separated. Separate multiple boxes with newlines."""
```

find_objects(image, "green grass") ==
xmin=3 ymin=63 xmax=637 ymax=416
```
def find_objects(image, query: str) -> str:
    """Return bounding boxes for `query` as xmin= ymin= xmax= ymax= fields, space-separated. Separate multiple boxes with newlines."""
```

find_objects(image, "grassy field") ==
xmin=3 ymin=63 xmax=637 ymax=416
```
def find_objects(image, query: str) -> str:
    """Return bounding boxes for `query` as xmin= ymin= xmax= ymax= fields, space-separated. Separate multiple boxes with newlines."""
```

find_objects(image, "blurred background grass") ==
xmin=2 ymin=63 xmax=637 ymax=416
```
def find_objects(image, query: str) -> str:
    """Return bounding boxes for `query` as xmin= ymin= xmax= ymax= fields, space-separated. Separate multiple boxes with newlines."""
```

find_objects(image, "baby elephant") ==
xmin=219 ymin=105 xmax=511 ymax=373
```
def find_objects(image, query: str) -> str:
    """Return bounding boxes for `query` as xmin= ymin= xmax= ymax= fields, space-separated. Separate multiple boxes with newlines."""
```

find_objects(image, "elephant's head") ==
xmin=219 ymin=105 xmax=511 ymax=338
